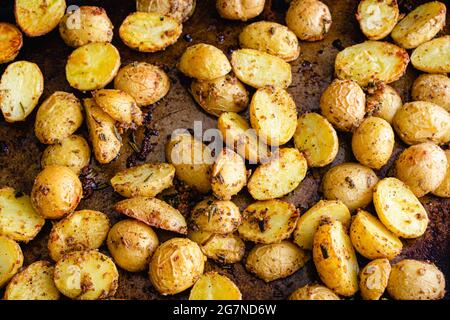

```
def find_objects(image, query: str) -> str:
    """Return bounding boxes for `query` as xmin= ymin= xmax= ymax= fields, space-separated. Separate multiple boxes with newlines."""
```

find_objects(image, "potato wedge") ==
xmin=189 ymin=272 xmax=242 ymax=300
xmin=359 ymin=258 xmax=391 ymax=300
xmin=411 ymin=36 xmax=450 ymax=73
xmin=3 ymin=261 xmax=60 ymax=300
xmin=433 ymin=150 xmax=450 ymax=197
xmin=0 ymin=60 xmax=44 ymax=122
xmin=373 ymin=178 xmax=429 ymax=238
xmin=365 ymin=84 xmax=402 ymax=124
xmin=412 ymin=74 xmax=450 ymax=111
xmin=289 ymin=284 xmax=340 ymax=300
xmin=216 ymin=0 xmax=265 ymax=21
xmin=0 ymin=23 xmax=23 ymax=64
xmin=335 ymin=41 xmax=409 ymax=87
xmin=238 ymin=200 xmax=299 ymax=244
xmin=137 ymin=0 xmax=196 ymax=22
xmin=114 ymin=197 xmax=187 ymax=234
xmin=201 ymin=233 xmax=245 ymax=264
xmin=0 ymin=187 xmax=45 ymax=242
xmin=54 ymin=250 xmax=118 ymax=300
xmin=356 ymin=0 xmax=399 ymax=40
xmin=294 ymin=112 xmax=339 ymax=167
xmin=66 ymin=42 xmax=121 ymax=91
xmin=190 ymin=198 xmax=241 ymax=234
xmin=0 ymin=235 xmax=23 ymax=288
xmin=231 ymin=49 xmax=292 ymax=89
xmin=293 ymin=200 xmax=351 ymax=250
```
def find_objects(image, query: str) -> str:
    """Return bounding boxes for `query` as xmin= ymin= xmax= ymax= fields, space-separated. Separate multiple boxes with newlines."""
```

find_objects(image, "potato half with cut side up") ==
xmin=289 ymin=284 xmax=340 ymax=300
xmin=216 ymin=0 xmax=265 ymax=21
xmin=412 ymin=74 xmax=450 ymax=111
xmin=189 ymin=272 xmax=242 ymax=300
xmin=411 ymin=36 xmax=450 ymax=73
xmin=356 ymin=0 xmax=399 ymax=40
xmin=365 ymin=84 xmax=403 ymax=124
xmin=137 ymin=0 xmax=196 ymax=22
xmin=359 ymin=258 xmax=391 ymax=300
xmin=433 ymin=150 xmax=450 ymax=197
xmin=0 ymin=235 xmax=23 ymax=288
xmin=200 ymin=233 xmax=245 ymax=264
xmin=0 ymin=23 xmax=23 ymax=64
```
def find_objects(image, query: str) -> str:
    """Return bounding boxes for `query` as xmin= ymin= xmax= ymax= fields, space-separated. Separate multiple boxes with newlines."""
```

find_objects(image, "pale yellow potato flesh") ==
xmin=359 ymin=258 xmax=391 ymax=300
xmin=357 ymin=0 xmax=399 ymax=40
xmin=411 ymin=36 xmax=450 ymax=73
xmin=0 ymin=236 xmax=23 ymax=288
xmin=189 ymin=272 xmax=242 ymax=300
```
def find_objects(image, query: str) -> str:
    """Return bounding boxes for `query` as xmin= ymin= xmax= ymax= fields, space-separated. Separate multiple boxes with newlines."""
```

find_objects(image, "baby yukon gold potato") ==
xmin=286 ymin=0 xmax=332 ymax=41
xmin=391 ymin=1 xmax=446 ymax=49
xmin=165 ymin=132 xmax=213 ymax=193
xmin=320 ymin=79 xmax=366 ymax=132
xmin=119 ymin=12 xmax=182 ymax=53
xmin=359 ymin=259 xmax=391 ymax=300
xmin=190 ymin=75 xmax=249 ymax=117
xmin=352 ymin=116 xmax=395 ymax=169
xmin=3 ymin=261 xmax=60 ymax=300
xmin=201 ymin=233 xmax=245 ymax=264
xmin=84 ymin=98 xmax=122 ymax=165
xmin=59 ymin=6 xmax=114 ymax=48
xmin=54 ymin=250 xmax=118 ymax=300
xmin=412 ymin=74 xmax=450 ymax=111
xmin=231 ymin=49 xmax=292 ymax=89
xmin=433 ymin=150 xmax=450 ymax=197
xmin=111 ymin=163 xmax=175 ymax=198
xmin=411 ymin=36 xmax=450 ymax=73
xmin=137 ymin=0 xmax=196 ymax=22
xmin=246 ymin=241 xmax=309 ymax=282
xmin=114 ymin=197 xmax=187 ymax=234
xmin=0 ymin=236 xmax=23 ymax=288
xmin=15 ymin=0 xmax=66 ymax=37
xmin=350 ymin=210 xmax=403 ymax=260
xmin=250 ymin=87 xmax=298 ymax=146
xmin=211 ymin=149 xmax=247 ymax=200
xmin=216 ymin=0 xmax=265 ymax=21
xmin=48 ymin=210 xmax=110 ymax=261
xmin=248 ymin=148 xmax=307 ymax=200
xmin=356 ymin=0 xmax=399 ymax=40
xmin=313 ymin=219 xmax=359 ymax=297
xmin=0 ymin=187 xmax=45 ymax=242
xmin=149 ymin=238 xmax=205 ymax=295
xmin=395 ymin=143 xmax=447 ymax=197
xmin=373 ymin=178 xmax=429 ymax=238
xmin=289 ymin=284 xmax=340 ymax=300
xmin=191 ymin=199 xmax=241 ymax=234
xmin=239 ymin=21 xmax=300 ymax=62
xmin=179 ymin=44 xmax=231 ymax=81
xmin=0 ymin=23 xmax=23 ymax=64
xmin=34 ymin=92 xmax=83 ymax=144
xmin=66 ymin=42 xmax=121 ymax=91
xmin=31 ymin=165 xmax=82 ymax=220
xmin=293 ymin=200 xmax=351 ymax=250
xmin=387 ymin=259 xmax=445 ymax=300
xmin=189 ymin=272 xmax=242 ymax=300
xmin=322 ymin=163 xmax=378 ymax=211
xmin=365 ymin=84 xmax=403 ymax=123
xmin=0 ymin=60 xmax=44 ymax=122
xmin=335 ymin=41 xmax=409 ymax=87
xmin=294 ymin=112 xmax=339 ymax=167
xmin=238 ymin=200 xmax=299 ymax=244
xmin=107 ymin=219 xmax=159 ymax=272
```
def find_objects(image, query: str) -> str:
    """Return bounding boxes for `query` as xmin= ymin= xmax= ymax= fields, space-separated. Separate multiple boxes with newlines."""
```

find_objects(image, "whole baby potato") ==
xmin=412 ymin=74 xmax=450 ymax=111
xmin=365 ymin=84 xmax=403 ymax=124
xmin=137 ymin=0 xmax=196 ymax=22
xmin=289 ymin=284 xmax=340 ymax=300
xmin=216 ymin=0 xmax=265 ymax=21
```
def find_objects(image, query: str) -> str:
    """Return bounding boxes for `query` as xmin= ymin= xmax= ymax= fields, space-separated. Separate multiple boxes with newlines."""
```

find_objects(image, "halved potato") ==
xmin=0 ymin=187 xmax=45 ymax=242
xmin=373 ymin=178 xmax=429 ymax=238
xmin=359 ymin=258 xmax=391 ymax=300
xmin=0 ymin=60 xmax=44 ymax=122
xmin=187 ymin=229 xmax=213 ymax=246
xmin=216 ymin=0 xmax=265 ymax=21
xmin=412 ymin=74 xmax=450 ymax=111
xmin=201 ymin=233 xmax=245 ymax=264
xmin=189 ymin=272 xmax=242 ymax=300
xmin=114 ymin=197 xmax=187 ymax=234
xmin=0 ymin=23 xmax=23 ymax=64
xmin=0 ymin=235 xmax=23 ymax=288
xmin=137 ymin=0 xmax=196 ymax=22
xmin=356 ymin=0 xmax=399 ymax=40
xmin=289 ymin=284 xmax=340 ymax=300
xmin=411 ymin=36 xmax=450 ymax=73
xmin=365 ymin=84 xmax=403 ymax=124
xmin=433 ymin=150 xmax=450 ymax=197
xmin=190 ymin=198 xmax=241 ymax=234
xmin=238 ymin=200 xmax=299 ymax=244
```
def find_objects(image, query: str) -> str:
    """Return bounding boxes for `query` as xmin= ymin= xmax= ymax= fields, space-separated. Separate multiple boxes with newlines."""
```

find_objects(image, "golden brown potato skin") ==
xmin=412 ymin=74 xmax=450 ymax=112
xmin=137 ymin=0 xmax=196 ymax=22
xmin=359 ymin=259 xmax=391 ymax=300
xmin=216 ymin=0 xmax=265 ymax=21
xmin=0 ymin=23 xmax=23 ymax=64
xmin=433 ymin=149 xmax=450 ymax=197
xmin=289 ymin=284 xmax=340 ymax=300
xmin=365 ymin=84 xmax=403 ymax=124
xmin=0 ymin=235 xmax=23 ymax=288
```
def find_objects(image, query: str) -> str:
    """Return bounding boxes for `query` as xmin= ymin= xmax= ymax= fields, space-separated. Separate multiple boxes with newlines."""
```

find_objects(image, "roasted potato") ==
xmin=34 ymin=92 xmax=83 ymax=144
xmin=395 ymin=142 xmax=447 ymax=197
xmin=320 ymin=79 xmax=366 ymax=132
xmin=411 ymin=36 xmax=450 ymax=73
xmin=356 ymin=0 xmax=399 ymax=40
xmin=246 ymin=241 xmax=309 ymax=282
xmin=294 ymin=112 xmax=339 ymax=167
xmin=201 ymin=233 xmax=245 ymax=264
xmin=249 ymin=86 xmax=298 ymax=146
xmin=0 ymin=187 xmax=45 ymax=242
xmin=189 ymin=272 xmax=242 ymax=300
xmin=373 ymin=177 xmax=429 ymax=238
xmin=365 ymin=84 xmax=403 ymax=123
xmin=3 ymin=261 xmax=60 ymax=300
xmin=178 ymin=44 xmax=231 ymax=81
xmin=0 ymin=23 xmax=23 ymax=64
xmin=350 ymin=210 xmax=403 ymax=260
xmin=48 ymin=210 xmax=110 ymax=261
xmin=231 ymin=49 xmax=292 ymax=89
xmin=293 ymin=200 xmax=351 ymax=250
xmin=190 ymin=74 xmax=249 ymax=117
xmin=114 ymin=197 xmax=187 ymax=235
xmin=66 ymin=42 xmax=121 ymax=91
xmin=391 ymin=1 xmax=446 ymax=49
xmin=412 ymin=74 xmax=450 ymax=111
xmin=289 ymin=284 xmax=340 ymax=300
xmin=107 ymin=219 xmax=159 ymax=272
xmin=313 ymin=219 xmax=359 ymax=297
xmin=15 ymin=0 xmax=66 ymax=37
xmin=387 ymin=259 xmax=445 ymax=300
xmin=119 ymin=12 xmax=182 ymax=53
xmin=0 ymin=60 xmax=44 ymax=122
xmin=59 ymin=6 xmax=114 ymax=48
xmin=335 ymin=41 xmax=409 ymax=87
xmin=322 ymin=163 xmax=379 ymax=211
xmin=31 ymin=165 xmax=82 ymax=220
xmin=0 ymin=235 xmax=23 ymax=288
xmin=111 ymin=163 xmax=175 ymax=198
xmin=114 ymin=62 xmax=170 ymax=107
xmin=137 ymin=0 xmax=196 ymax=22
xmin=190 ymin=198 xmax=241 ymax=234
xmin=239 ymin=21 xmax=300 ymax=62
xmin=359 ymin=259 xmax=391 ymax=300
xmin=149 ymin=238 xmax=205 ymax=295
xmin=54 ymin=250 xmax=118 ymax=300
xmin=216 ymin=0 xmax=265 ymax=21
xmin=286 ymin=0 xmax=332 ymax=41
xmin=433 ymin=150 xmax=450 ymax=197
xmin=238 ymin=200 xmax=299 ymax=244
